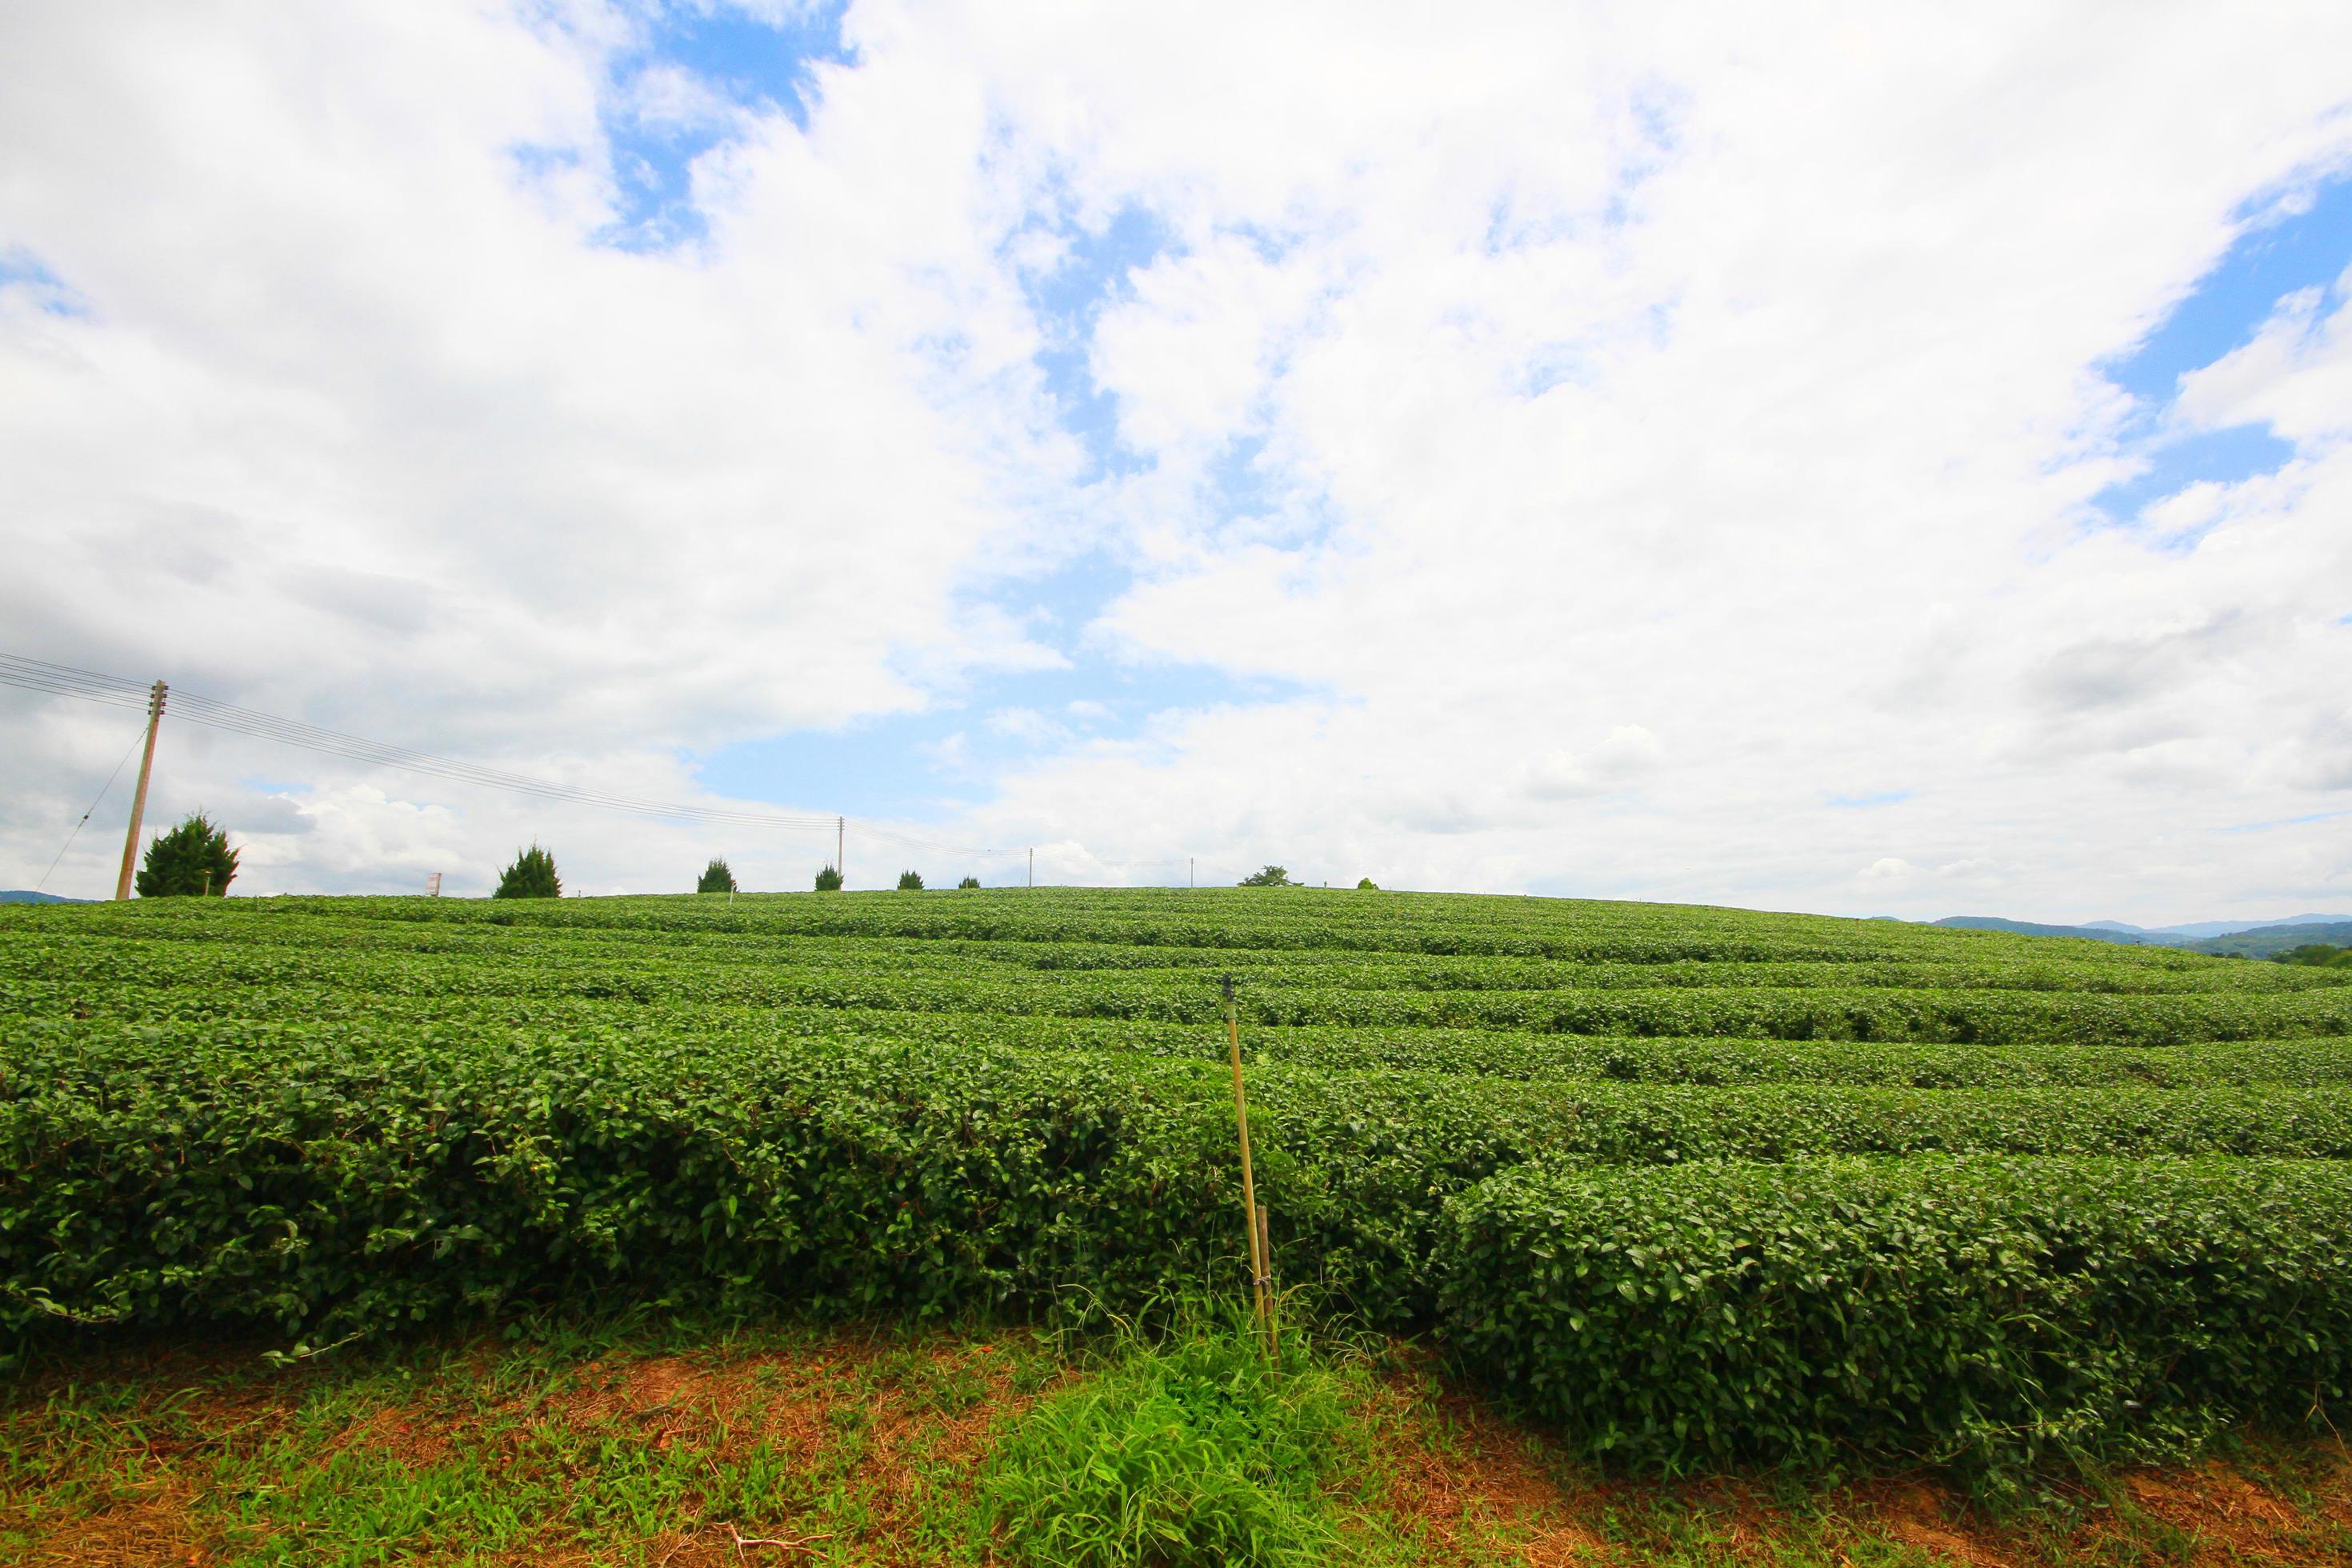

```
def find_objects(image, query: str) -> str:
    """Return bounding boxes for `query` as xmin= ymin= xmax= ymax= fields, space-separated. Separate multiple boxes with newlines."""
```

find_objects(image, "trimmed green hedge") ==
xmin=12 ymin=1022 xmax=2352 ymax=1370
xmin=10 ymin=890 xmax=2352 ymax=1476
xmin=1436 ymin=1156 xmax=2352 ymax=1475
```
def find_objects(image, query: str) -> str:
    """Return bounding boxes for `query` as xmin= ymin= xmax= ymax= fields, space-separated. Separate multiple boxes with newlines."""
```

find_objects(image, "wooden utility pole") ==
xmin=113 ymin=681 xmax=166 ymax=901
xmin=837 ymin=816 xmax=845 ymax=885
xmin=1223 ymin=974 xmax=1274 ymax=1357
xmin=1027 ymin=847 xmax=1034 ymax=887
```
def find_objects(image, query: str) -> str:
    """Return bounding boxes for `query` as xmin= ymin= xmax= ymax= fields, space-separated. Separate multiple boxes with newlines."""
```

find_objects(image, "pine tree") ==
xmin=493 ymin=844 xmax=561 ymax=899
xmin=897 ymin=870 xmax=925 ymax=890
xmin=814 ymin=865 xmax=843 ymax=891
xmin=135 ymin=812 xmax=238 ymax=898
xmin=696 ymin=858 xmax=737 ymax=894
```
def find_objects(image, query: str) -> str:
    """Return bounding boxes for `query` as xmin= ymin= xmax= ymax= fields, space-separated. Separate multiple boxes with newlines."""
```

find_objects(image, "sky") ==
xmin=2 ymin=1 xmax=2350 ymax=922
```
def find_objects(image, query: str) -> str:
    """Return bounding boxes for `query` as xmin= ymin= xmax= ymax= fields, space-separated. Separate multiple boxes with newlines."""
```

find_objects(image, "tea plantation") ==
xmin=6 ymin=888 xmax=2351 ymax=1477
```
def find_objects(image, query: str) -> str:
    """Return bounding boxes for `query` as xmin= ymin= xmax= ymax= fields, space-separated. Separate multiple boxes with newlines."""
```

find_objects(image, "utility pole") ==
xmin=837 ymin=816 xmax=845 ymax=886
xmin=1189 ymin=856 xmax=1194 ymax=890
xmin=113 ymin=681 xmax=166 ymax=902
xmin=1027 ymin=847 xmax=1033 ymax=887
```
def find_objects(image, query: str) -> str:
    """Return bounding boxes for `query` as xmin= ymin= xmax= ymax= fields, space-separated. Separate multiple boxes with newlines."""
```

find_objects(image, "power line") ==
xmin=0 ymin=669 xmax=153 ymax=713
xmin=30 ymin=714 xmax=152 ymax=894
xmin=856 ymin=824 xmax=1028 ymax=859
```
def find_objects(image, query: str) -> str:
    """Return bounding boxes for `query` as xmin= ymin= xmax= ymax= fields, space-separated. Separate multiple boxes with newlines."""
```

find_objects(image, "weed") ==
xmin=978 ymin=1303 xmax=1398 ymax=1566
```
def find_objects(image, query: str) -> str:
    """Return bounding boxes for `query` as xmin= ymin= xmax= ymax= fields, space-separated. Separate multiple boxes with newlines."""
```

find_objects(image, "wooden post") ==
xmin=837 ymin=816 xmax=844 ymax=886
xmin=113 ymin=681 xmax=166 ymax=901
xmin=1223 ymin=974 xmax=1273 ymax=1357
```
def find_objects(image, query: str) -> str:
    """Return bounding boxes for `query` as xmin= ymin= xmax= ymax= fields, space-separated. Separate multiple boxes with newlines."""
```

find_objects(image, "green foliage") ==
xmin=1356 ymin=878 xmax=1378 ymax=890
xmin=897 ymin=870 xmax=926 ymax=890
xmin=492 ymin=845 xmax=559 ymax=900
xmin=134 ymin=812 xmax=238 ymax=898
xmin=4 ymin=886 xmax=2351 ymax=1474
xmin=1438 ymin=1155 xmax=2352 ymax=1479
xmin=2276 ymin=944 xmax=2352 ymax=968
xmin=814 ymin=864 xmax=843 ymax=891
xmin=1238 ymin=866 xmax=1294 ymax=886
xmin=958 ymin=876 xmax=982 ymax=890
xmin=694 ymin=858 xmax=736 ymax=894
xmin=979 ymin=1310 xmax=1370 ymax=1566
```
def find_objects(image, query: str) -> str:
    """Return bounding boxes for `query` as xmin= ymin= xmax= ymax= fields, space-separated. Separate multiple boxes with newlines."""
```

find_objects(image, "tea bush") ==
xmin=1438 ymin=1154 xmax=2352 ymax=1475
xmin=4 ymin=886 xmax=2349 ymax=1472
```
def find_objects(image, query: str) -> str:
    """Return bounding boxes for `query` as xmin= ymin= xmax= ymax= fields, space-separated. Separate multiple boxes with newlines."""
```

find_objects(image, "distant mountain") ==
xmin=2190 ymin=922 xmax=2352 ymax=958
xmin=0 ymin=890 xmax=85 ymax=904
xmin=2083 ymin=914 xmax=2352 ymax=940
xmin=1935 ymin=914 xmax=2352 ymax=948
xmin=1931 ymin=916 xmax=2189 ymax=946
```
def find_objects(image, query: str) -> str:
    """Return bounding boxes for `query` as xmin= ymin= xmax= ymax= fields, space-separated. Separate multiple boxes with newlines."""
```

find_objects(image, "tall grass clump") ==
xmin=978 ymin=1305 xmax=1387 ymax=1566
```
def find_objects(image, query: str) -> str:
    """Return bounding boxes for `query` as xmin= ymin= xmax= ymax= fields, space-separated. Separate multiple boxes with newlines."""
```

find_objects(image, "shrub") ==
xmin=814 ymin=865 xmax=843 ymax=891
xmin=491 ymin=845 xmax=560 ymax=900
xmin=898 ymin=870 xmax=925 ymax=890
xmin=695 ymin=858 xmax=736 ymax=894
xmin=958 ymin=876 xmax=981 ymax=890
xmin=1238 ymin=866 xmax=1294 ymax=887
xmin=134 ymin=813 xmax=238 ymax=898
xmin=1357 ymin=878 xmax=1378 ymax=890
xmin=1437 ymin=1155 xmax=2352 ymax=1478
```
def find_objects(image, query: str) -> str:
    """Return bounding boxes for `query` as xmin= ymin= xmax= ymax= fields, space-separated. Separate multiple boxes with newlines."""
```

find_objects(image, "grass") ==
xmin=4 ymin=1304 xmax=2350 ymax=1566
xmin=978 ymin=1304 xmax=1405 ymax=1565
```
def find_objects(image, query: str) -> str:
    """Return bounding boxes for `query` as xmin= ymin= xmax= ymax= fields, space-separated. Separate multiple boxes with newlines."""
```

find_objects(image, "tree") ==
xmin=958 ymin=875 xmax=981 ymax=890
xmin=897 ymin=870 xmax=926 ymax=890
xmin=135 ymin=812 xmax=238 ymax=897
xmin=697 ymin=858 xmax=737 ymax=894
xmin=814 ymin=865 xmax=843 ymax=891
xmin=1237 ymin=865 xmax=1294 ymax=886
xmin=494 ymin=844 xmax=561 ymax=899
xmin=1357 ymin=877 xmax=1378 ymax=890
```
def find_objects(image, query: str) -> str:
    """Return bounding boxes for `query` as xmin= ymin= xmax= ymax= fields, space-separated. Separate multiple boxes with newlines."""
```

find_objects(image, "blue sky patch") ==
xmin=1827 ymin=790 xmax=1912 ymax=809
xmin=1019 ymin=202 xmax=1172 ymax=481
xmin=2107 ymin=178 xmax=2352 ymax=403
xmin=2219 ymin=807 xmax=2352 ymax=834
xmin=2090 ymin=174 xmax=2350 ymax=525
xmin=2090 ymin=422 xmax=2296 ymax=523
xmin=591 ymin=2 xmax=853 ymax=250
xmin=0 ymin=249 xmax=90 ymax=317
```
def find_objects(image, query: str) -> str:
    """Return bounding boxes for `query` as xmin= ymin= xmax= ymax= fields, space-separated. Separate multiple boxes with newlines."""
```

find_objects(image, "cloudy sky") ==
xmin=3 ymin=2 xmax=2350 ymax=921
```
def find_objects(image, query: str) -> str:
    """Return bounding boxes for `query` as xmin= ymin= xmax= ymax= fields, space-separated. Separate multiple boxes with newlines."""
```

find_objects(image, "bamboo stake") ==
xmin=1223 ymin=974 xmax=1273 ymax=1358
xmin=1257 ymin=1201 xmax=1278 ymax=1354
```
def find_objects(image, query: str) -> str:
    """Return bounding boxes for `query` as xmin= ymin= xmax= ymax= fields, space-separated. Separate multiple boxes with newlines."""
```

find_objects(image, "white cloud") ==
xmin=1522 ymin=726 xmax=1665 ymax=800
xmin=4 ymin=2 xmax=2351 ymax=922
xmin=624 ymin=62 xmax=744 ymax=135
xmin=2174 ymin=275 xmax=2352 ymax=444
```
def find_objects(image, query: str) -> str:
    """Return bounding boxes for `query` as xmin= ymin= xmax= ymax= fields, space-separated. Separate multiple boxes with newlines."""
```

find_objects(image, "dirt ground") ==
xmin=8 ymin=1327 xmax=2350 ymax=1566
